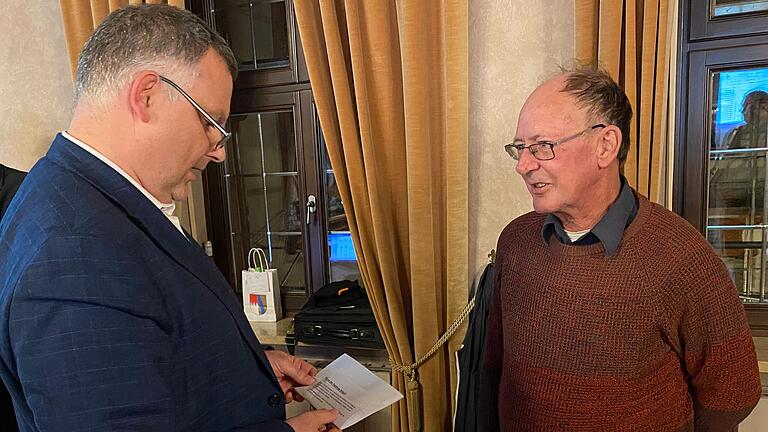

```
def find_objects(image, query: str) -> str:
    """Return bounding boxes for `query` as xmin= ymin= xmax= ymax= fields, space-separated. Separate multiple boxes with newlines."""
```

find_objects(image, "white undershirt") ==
xmin=61 ymin=131 xmax=185 ymax=235
xmin=564 ymin=228 xmax=590 ymax=242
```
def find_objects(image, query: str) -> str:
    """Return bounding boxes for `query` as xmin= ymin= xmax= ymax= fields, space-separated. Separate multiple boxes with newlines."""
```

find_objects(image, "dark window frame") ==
xmin=188 ymin=0 xmax=309 ymax=89
xmin=675 ymin=0 xmax=768 ymax=332
xmin=190 ymin=0 xmax=352 ymax=313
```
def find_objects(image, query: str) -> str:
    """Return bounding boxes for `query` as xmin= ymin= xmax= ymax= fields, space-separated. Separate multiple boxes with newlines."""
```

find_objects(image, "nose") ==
xmin=209 ymin=145 xmax=226 ymax=163
xmin=515 ymin=147 xmax=539 ymax=176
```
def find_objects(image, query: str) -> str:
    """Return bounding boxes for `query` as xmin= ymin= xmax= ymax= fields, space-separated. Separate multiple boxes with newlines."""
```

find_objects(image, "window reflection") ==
xmin=712 ymin=0 xmax=768 ymax=17
xmin=320 ymin=132 xmax=361 ymax=284
xmin=708 ymin=67 xmax=768 ymax=302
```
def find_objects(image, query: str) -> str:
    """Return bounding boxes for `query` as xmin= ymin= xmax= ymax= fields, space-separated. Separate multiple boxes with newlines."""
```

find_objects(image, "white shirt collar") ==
xmin=61 ymin=131 xmax=185 ymax=235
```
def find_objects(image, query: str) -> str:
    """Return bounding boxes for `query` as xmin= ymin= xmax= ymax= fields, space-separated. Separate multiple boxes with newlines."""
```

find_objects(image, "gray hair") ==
xmin=75 ymin=4 xmax=237 ymax=109
xmin=559 ymin=65 xmax=633 ymax=166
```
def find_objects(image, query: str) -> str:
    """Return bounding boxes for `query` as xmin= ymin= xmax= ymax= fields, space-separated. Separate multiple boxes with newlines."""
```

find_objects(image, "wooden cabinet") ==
xmin=191 ymin=0 xmax=360 ymax=313
xmin=188 ymin=0 xmax=309 ymax=88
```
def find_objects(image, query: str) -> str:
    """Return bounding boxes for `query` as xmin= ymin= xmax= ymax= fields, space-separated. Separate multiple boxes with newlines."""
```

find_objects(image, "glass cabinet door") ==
xmin=225 ymin=108 xmax=307 ymax=300
xmin=202 ymin=0 xmax=306 ymax=87
xmin=214 ymin=0 xmax=290 ymax=71
xmin=707 ymin=66 xmax=768 ymax=302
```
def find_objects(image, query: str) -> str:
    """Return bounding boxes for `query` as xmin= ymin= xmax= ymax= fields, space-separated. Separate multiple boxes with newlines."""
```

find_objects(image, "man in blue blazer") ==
xmin=0 ymin=5 xmax=337 ymax=431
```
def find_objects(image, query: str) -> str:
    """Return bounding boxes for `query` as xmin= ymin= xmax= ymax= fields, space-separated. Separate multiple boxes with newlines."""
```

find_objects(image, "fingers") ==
xmin=282 ymin=388 xmax=303 ymax=404
xmin=268 ymin=351 xmax=317 ymax=386
xmin=284 ymin=355 xmax=316 ymax=386
xmin=291 ymin=389 xmax=305 ymax=402
xmin=286 ymin=409 xmax=340 ymax=432
xmin=305 ymin=361 xmax=318 ymax=377
xmin=280 ymin=379 xmax=294 ymax=393
xmin=311 ymin=409 xmax=339 ymax=425
xmin=294 ymin=356 xmax=317 ymax=384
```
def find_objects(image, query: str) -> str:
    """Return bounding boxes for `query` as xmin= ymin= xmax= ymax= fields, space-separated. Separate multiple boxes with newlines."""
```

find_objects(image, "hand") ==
xmin=286 ymin=409 xmax=340 ymax=432
xmin=265 ymin=350 xmax=317 ymax=403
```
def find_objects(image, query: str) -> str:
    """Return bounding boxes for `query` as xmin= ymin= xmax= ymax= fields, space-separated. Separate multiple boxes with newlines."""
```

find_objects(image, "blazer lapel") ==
xmin=46 ymin=135 xmax=279 ymax=388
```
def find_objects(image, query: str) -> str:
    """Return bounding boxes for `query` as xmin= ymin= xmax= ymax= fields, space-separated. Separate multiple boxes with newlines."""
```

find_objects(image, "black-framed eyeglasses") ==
xmin=159 ymin=75 xmax=231 ymax=150
xmin=504 ymin=124 xmax=606 ymax=161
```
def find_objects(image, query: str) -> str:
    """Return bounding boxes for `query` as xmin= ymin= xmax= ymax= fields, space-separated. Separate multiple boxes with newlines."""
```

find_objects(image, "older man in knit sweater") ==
xmin=481 ymin=67 xmax=761 ymax=431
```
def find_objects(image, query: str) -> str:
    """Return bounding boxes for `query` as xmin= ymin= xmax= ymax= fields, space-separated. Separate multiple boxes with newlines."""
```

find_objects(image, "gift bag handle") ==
xmin=247 ymin=248 xmax=269 ymax=271
xmin=255 ymin=248 xmax=270 ymax=270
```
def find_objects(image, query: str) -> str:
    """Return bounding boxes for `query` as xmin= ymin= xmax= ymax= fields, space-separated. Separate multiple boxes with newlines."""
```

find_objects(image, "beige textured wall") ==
xmin=469 ymin=0 xmax=575 ymax=273
xmin=0 ymin=0 xmax=73 ymax=171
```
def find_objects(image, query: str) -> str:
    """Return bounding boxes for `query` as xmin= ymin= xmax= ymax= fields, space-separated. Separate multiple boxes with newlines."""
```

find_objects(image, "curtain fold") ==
xmin=294 ymin=1 xmax=468 ymax=430
xmin=60 ymin=0 xmax=186 ymax=80
xmin=576 ymin=0 xmax=672 ymax=204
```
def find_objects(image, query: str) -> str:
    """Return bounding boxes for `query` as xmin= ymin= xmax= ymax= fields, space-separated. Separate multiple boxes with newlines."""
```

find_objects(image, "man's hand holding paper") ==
xmin=296 ymin=354 xmax=403 ymax=430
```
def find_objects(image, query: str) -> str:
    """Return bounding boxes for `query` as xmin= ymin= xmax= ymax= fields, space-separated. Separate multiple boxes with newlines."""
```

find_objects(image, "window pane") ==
xmin=708 ymin=227 xmax=764 ymax=301
xmin=712 ymin=0 xmax=768 ymax=17
xmin=264 ymin=174 xmax=302 ymax=233
xmin=224 ymin=110 xmax=305 ymax=295
xmin=230 ymin=116 xmax=264 ymax=174
xmin=231 ymin=111 xmax=297 ymax=175
xmin=323 ymin=154 xmax=360 ymax=283
xmin=252 ymin=1 xmax=290 ymax=69
xmin=214 ymin=0 xmax=290 ymax=71
xmin=242 ymin=176 xmax=267 ymax=238
xmin=708 ymin=67 xmax=768 ymax=303
xmin=215 ymin=0 xmax=254 ymax=70
xmin=328 ymin=232 xmax=359 ymax=282
xmin=249 ymin=233 xmax=305 ymax=293
xmin=325 ymin=172 xmax=347 ymax=231
xmin=261 ymin=111 xmax=297 ymax=173
xmin=239 ymin=172 xmax=302 ymax=281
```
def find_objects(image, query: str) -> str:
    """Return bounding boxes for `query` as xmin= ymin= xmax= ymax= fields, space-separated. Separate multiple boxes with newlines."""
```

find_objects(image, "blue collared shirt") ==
xmin=541 ymin=176 xmax=638 ymax=256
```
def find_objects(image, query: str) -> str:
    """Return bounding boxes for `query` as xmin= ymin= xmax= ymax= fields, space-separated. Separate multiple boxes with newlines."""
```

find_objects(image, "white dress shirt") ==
xmin=61 ymin=131 xmax=185 ymax=236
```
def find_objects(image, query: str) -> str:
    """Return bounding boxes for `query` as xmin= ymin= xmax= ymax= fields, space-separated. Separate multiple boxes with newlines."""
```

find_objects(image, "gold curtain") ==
xmin=294 ymin=1 xmax=468 ymax=431
xmin=575 ymin=0 xmax=672 ymax=204
xmin=59 ymin=0 xmax=186 ymax=80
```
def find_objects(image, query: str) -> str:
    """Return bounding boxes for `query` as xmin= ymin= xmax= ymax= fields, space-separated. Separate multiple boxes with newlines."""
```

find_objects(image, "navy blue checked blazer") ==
xmin=0 ymin=135 xmax=293 ymax=431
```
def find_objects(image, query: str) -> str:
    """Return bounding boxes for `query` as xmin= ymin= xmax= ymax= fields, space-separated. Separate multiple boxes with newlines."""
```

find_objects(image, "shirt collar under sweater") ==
xmin=541 ymin=175 xmax=638 ymax=257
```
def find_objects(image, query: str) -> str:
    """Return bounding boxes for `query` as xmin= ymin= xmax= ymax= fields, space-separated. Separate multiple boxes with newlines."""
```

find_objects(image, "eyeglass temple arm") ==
xmin=158 ymin=76 xmax=230 ymax=138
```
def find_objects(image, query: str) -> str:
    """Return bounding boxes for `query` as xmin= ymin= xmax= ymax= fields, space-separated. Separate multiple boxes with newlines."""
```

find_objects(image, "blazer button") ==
xmin=267 ymin=393 xmax=281 ymax=407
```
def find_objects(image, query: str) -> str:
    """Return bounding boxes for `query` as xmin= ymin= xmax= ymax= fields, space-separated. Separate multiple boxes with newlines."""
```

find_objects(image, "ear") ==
xmin=128 ymin=71 xmax=162 ymax=124
xmin=596 ymin=125 xmax=622 ymax=169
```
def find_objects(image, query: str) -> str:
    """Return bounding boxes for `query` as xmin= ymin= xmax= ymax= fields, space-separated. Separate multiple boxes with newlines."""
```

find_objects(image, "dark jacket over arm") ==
xmin=455 ymin=263 xmax=495 ymax=432
xmin=0 ymin=164 xmax=26 ymax=220
xmin=0 ymin=164 xmax=23 ymax=432
xmin=478 ymin=249 xmax=505 ymax=432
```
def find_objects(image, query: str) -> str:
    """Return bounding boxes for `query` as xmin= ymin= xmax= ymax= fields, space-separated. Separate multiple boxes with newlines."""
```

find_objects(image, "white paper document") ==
xmin=295 ymin=354 xmax=403 ymax=429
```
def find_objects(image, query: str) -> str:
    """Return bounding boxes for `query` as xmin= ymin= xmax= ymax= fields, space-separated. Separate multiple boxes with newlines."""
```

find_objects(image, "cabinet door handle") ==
xmin=306 ymin=195 xmax=317 ymax=225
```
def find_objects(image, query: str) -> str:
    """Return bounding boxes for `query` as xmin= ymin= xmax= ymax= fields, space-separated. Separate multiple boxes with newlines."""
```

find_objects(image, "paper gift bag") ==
xmin=242 ymin=248 xmax=283 ymax=322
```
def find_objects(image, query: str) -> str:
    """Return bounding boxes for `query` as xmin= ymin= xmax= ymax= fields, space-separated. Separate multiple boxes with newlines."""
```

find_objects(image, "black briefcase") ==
xmin=293 ymin=280 xmax=385 ymax=348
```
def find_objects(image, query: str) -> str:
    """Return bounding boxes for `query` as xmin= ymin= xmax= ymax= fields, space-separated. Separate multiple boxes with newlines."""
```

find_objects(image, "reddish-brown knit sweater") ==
xmin=482 ymin=194 xmax=761 ymax=431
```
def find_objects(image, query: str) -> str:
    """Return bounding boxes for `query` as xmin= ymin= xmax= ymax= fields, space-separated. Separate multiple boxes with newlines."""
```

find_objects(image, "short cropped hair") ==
xmin=743 ymin=90 xmax=768 ymax=108
xmin=560 ymin=66 xmax=633 ymax=165
xmin=75 ymin=4 xmax=237 ymax=108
